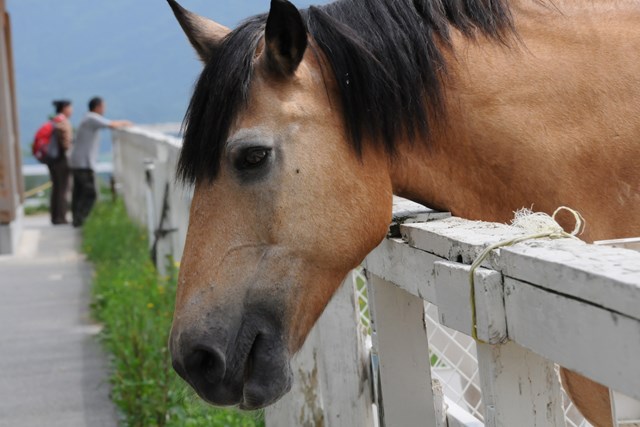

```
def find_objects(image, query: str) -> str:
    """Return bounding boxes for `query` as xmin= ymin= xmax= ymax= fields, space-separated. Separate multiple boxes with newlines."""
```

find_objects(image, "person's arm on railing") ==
xmin=109 ymin=120 xmax=133 ymax=129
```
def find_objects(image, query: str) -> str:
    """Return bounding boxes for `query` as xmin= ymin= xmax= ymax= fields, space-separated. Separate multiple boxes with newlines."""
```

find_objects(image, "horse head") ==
xmin=167 ymin=0 xmax=393 ymax=409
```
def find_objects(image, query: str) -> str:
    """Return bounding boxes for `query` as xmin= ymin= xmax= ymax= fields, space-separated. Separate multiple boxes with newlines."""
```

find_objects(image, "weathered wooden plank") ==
xmin=476 ymin=341 xmax=566 ymax=427
xmin=367 ymin=274 xmax=438 ymax=427
xmin=504 ymin=278 xmax=640 ymax=400
xmin=265 ymin=340 xmax=325 ymax=427
xmin=434 ymin=261 xmax=507 ymax=344
xmin=401 ymin=216 xmax=640 ymax=321
xmin=499 ymin=240 xmax=640 ymax=321
xmin=364 ymin=238 xmax=441 ymax=303
xmin=432 ymin=379 xmax=448 ymax=427
xmin=265 ymin=274 xmax=374 ymax=426
xmin=401 ymin=218 xmax=528 ymax=265
xmin=389 ymin=197 xmax=450 ymax=237
xmin=314 ymin=273 xmax=374 ymax=426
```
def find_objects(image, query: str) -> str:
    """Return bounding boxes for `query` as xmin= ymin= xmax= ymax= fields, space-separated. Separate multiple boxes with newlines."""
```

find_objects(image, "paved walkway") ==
xmin=0 ymin=216 xmax=118 ymax=427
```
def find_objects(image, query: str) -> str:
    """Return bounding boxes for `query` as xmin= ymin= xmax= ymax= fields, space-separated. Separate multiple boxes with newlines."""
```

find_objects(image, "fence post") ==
xmin=265 ymin=272 xmax=374 ymax=426
xmin=476 ymin=341 xmax=566 ymax=427
xmin=366 ymin=273 xmax=439 ymax=427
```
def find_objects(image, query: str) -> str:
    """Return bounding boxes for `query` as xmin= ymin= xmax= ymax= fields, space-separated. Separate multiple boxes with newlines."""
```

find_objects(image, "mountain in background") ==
xmin=7 ymin=0 xmax=326 ymax=162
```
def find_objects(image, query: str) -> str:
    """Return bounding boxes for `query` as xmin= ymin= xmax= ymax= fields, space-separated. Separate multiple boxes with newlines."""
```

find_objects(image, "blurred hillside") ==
xmin=7 ymin=0 xmax=325 ymax=161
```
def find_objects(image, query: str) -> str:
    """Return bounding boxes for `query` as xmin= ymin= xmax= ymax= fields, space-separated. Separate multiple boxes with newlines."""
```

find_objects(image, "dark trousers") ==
xmin=72 ymin=169 xmax=97 ymax=227
xmin=47 ymin=157 xmax=70 ymax=224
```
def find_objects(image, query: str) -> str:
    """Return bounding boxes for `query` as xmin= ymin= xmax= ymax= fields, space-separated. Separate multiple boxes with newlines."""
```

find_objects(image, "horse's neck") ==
xmin=390 ymin=0 xmax=640 ymax=241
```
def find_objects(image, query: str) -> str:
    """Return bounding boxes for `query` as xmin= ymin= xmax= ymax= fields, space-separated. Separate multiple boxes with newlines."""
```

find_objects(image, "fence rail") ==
xmin=112 ymin=127 xmax=640 ymax=427
xmin=366 ymin=200 xmax=640 ymax=427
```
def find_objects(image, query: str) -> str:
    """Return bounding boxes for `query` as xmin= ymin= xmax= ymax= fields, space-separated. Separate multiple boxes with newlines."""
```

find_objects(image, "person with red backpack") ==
xmin=33 ymin=100 xmax=73 ymax=224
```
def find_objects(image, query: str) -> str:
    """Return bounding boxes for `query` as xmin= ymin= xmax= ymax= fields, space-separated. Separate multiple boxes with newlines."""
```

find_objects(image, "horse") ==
xmin=166 ymin=0 xmax=640 ymax=425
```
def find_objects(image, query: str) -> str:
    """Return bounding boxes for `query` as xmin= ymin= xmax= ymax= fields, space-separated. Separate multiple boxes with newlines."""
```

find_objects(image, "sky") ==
xmin=6 ymin=0 xmax=329 ymax=158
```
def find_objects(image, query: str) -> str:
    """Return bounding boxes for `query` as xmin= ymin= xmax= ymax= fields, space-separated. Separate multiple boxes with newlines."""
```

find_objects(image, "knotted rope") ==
xmin=469 ymin=207 xmax=585 ymax=341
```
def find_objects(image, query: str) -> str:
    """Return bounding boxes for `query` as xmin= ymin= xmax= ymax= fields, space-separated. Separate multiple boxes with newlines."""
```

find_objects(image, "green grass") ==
xmin=82 ymin=200 xmax=264 ymax=427
xmin=24 ymin=202 xmax=50 ymax=216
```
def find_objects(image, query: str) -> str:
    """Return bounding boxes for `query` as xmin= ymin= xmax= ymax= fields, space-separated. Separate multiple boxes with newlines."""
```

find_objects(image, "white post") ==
xmin=476 ymin=341 xmax=566 ymax=427
xmin=367 ymin=273 xmax=438 ymax=427
xmin=265 ymin=272 xmax=374 ymax=426
xmin=143 ymin=159 xmax=156 ymax=250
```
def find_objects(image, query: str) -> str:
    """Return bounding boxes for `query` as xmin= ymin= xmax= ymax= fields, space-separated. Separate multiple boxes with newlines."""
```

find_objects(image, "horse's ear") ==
xmin=264 ymin=0 xmax=308 ymax=76
xmin=167 ymin=0 xmax=230 ymax=63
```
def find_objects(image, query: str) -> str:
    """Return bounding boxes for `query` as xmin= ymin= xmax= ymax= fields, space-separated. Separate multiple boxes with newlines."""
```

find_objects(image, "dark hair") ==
xmin=178 ymin=0 xmax=515 ymax=184
xmin=89 ymin=97 xmax=103 ymax=112
xmin=52 ymin=99 xmax=71 ymax=114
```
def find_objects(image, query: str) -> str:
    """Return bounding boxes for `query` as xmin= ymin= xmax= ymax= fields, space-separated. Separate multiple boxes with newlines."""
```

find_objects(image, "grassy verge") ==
xmin=82 ymin=200 xmax=264 ymax=427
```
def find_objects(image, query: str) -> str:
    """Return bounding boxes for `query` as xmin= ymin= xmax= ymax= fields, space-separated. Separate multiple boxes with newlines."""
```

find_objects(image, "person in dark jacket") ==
xmin=47 ymin=100 xmax=73 ymax=225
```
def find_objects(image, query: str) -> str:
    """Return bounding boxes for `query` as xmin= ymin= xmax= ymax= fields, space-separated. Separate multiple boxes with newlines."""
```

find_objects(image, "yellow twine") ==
xmin=469 ymin=207 xmax=585 ymax=342
xmin=24 ymin=181 xmax=52 ymax=199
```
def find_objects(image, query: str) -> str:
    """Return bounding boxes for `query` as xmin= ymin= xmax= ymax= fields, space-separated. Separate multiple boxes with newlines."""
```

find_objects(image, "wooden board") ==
xmin=499 ymin=239 xmax=640 ymax=321
xmin=434 ymin=261 xmax=507 ymax=344
xmin=265 ymin=274 xmax=374 ymax=426
xmin=365 ymin=237 xmax=442 ymax=303
xmin=476 ymin=341 xmax=566 ymax=427
xmin=401 ymin=216 xmax=640 ymax=321
xmin=401 ymin=218 xmax=528 ymax=265
xmin=504 ymin=278 xmax=640 ymax=401
xmin=367 ymin=274 xmax=438 ymax=427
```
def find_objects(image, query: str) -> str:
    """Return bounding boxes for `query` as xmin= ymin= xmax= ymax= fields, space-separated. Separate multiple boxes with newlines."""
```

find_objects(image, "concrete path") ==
xmin=0 ymin=216 xmax=118 ymax=427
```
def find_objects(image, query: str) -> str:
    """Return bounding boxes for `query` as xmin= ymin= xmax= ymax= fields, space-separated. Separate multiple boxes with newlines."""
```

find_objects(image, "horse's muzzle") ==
xmin=170 ymin=313 xmax=293 ymax=409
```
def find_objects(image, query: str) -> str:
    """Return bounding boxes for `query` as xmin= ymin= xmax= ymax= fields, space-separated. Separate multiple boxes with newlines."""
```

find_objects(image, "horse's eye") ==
xmin=236 ymin=147 xmax=271 ymax=170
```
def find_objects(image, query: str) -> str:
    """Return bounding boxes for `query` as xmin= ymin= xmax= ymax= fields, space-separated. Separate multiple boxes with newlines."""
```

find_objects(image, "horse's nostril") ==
xmin=184 ymin=347 xmax=226 ymax=385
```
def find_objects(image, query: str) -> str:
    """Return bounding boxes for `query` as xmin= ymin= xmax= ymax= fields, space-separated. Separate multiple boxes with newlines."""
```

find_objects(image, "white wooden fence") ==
xmin=112 ymin=127 xmax=640 ymax=427
xmin=112 ymin=127 xmax=191 ymax=270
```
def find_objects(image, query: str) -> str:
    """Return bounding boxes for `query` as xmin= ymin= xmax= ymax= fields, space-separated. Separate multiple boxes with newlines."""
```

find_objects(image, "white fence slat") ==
xmin=365 ymin=238 xmax=441 ymax=302
xmin=499 ymin=239 xmax=640 ymax=321
xmin=367 ymin=273 xmax=438 ymax=427
xmin=433 ymin=379 xmax=448 ymax=427
xmin=476 ymin=341 xmax=566 ymax=427
xmin=401 ymin=218 xmax=528 ymax=265
xmin=113 ymin=128 xmax=191 ymax=264
xmin=265 ymin=274 xmax=374 ymax=427
xmin=265 ymin=341 xmax=325 ymax=427
xmin=504 ymin=278 xmax=640 ymax=400
xmin=315 ymin=274 xmax=374 ymax=425
xmin=434 ymin=261 xmax=506 ymax=344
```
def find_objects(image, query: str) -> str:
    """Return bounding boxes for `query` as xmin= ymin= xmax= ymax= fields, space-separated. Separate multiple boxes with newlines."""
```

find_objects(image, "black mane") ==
xmin=178 ymin=0 xmax=515 ymax=184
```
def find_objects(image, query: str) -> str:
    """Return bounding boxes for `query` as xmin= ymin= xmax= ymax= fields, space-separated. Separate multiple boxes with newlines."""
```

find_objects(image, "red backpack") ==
xmin=32 ymin=114 xmax=64 ymax=164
